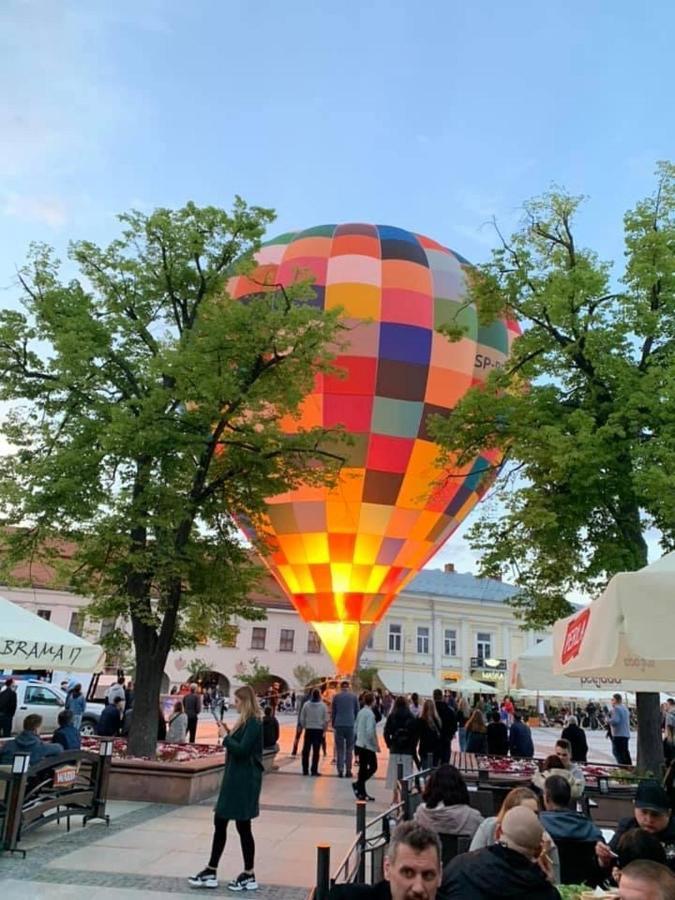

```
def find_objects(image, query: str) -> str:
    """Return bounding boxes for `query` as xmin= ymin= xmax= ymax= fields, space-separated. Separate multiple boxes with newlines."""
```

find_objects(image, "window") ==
xmin=417 ymin=626 xmax=430 ymax=655
xmin=388 ymin=624 xmax=402 ymax=652
xmin=476 ymin=632 xmax=492 ymax=660
xmin=37 ymin=609 xmax=51 ymax=621
xmin=364 ymin=633 xmax=374 ymax=650
xmin=307 ymin=630 xmax=321 ymax=654
xmin=279 ymin=628 xmax=295 ymax=652
xmin=69 ymin=611 xmax=84 ymax=636
xmin=251 ymin=627 xmax=266 ymax=650
xmin=444 ymin=629 xmax=457 ymax=657
xmin=25 ymin=685 xmax=61 ymax=706
xmin=99 ymin=617 xmax=116 ymax=639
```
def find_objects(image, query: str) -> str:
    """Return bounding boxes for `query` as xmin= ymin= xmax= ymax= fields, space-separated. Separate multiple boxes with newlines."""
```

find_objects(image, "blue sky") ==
xmin=1 ymin=0 xmax=672 ymax=575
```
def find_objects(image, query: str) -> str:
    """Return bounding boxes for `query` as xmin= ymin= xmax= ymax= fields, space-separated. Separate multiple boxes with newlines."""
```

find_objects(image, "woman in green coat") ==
xmin=189 ymin=685 xmax=264 ymax=892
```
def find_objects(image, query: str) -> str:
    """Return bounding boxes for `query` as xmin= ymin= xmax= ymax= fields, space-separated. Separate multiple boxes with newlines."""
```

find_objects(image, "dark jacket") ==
xmin=157 ymin=715 xmax=167 ymax=741
xmin=262 ymin=714 xmax=280 ymax=749
xmin=417 ymin=717 xmax=442 ymax=762
xmin=435 ymin=701 xmax=457 ymax=744
xmin=560 ymin=724 xmax=588 ymax=763
xmin=215 ymin=717 xmax=263 ymax=821
xmin=97 ymin=703 xmax=122 ymax=737
xmin=440 ymin=843 xmax=561 ymax=900
xmin=466 ymin=730 xmax=488 ymax=755
xmin=487 ymin=721 xmax=509 ymax=756
xmin=183 ymin=692 xmax=202 ymax=718
xmin=0 ymin=685 xmax=17 ymax=718
xmin=610 ymin=815 xmax=675 ymax=872
xmin=52 ymin=724 xmax=81 ymax=751
xmin=540 ymin=809 xmax=602 ymax=842
xmin=384 ymin=709 xmax=418 ymax=755
xmin=0 ymin=729 xmax=62 ymax=766
xmin=509 ymin=720 xmax=534 ymax=758
xmin=330 ymin=881 xmax=391 ymax=900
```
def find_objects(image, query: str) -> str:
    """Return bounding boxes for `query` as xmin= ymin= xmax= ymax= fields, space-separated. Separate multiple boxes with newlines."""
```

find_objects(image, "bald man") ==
xmin=619 ymin=860 xmax=675 ymax=900
xmin=439 ymin=806 xmax=561 ymax=900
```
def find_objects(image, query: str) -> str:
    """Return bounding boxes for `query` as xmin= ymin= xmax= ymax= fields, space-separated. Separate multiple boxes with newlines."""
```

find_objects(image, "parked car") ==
xmin=12 ymin=680 xmax=101 ymax=736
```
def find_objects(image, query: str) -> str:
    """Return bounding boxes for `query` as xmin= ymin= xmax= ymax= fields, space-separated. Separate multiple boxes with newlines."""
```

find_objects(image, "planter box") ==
xmin=107 ymin=754 xmax=226 ymax=805
xmin=106 ymin=747 xmax=279 ymax=805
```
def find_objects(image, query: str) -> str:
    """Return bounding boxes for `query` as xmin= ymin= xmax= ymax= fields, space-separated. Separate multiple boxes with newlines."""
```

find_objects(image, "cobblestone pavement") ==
xmin=0 ymin=803 xmax=309 ymax=900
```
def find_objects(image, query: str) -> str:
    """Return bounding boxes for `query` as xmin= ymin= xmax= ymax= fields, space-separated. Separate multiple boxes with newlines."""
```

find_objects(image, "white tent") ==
xmin=0 ymin=595 xmax=105 ymax=672
xmin=377 ymin=668 xmax=439 ymax=697
xmin=511 ymin=636 xmax=675 ymax=695
xmin=552 ymin=551 xmax=675 ymax=682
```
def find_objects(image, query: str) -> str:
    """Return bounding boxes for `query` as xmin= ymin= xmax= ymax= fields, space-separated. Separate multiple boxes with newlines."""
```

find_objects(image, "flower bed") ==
xmin=80 ymin=736 xmax=223 ymax=762
xmin=79 ymin=736 xmax=226 ymax=805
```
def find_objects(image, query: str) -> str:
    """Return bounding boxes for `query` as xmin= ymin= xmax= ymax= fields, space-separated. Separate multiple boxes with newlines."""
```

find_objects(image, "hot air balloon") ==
xmin=228 ymin=224 xmax=519 ymax=673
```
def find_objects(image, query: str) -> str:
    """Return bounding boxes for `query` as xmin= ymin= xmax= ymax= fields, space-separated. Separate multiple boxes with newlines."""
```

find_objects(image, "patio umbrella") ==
xmin=449 ymin=677 xmax=498 ymax=694
xmin=512 ymin=636 xmax=675 ymax=694
xmin=0 ymin=595 xmax=105 ymax=672
xmin=552 ymin=551 xmax=675 ymax=680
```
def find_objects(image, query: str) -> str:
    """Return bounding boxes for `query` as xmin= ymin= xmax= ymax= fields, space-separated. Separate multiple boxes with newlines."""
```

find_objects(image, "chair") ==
xmin=469 ymin=789 xmax=495 ymax=818
xmin=439 ymin=833 xmax=471 ymax=866
xmin=555 ymin=839 xmax=604 ymax=886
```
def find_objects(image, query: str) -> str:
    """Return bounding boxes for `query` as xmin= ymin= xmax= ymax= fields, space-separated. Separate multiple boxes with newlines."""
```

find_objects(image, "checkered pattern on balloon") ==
xmin=228 ymin=224 xmax=519 ymax=673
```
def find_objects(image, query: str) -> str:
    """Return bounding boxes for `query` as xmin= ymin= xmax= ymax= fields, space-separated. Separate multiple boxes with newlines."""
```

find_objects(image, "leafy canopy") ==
xmin=0 ymin=198 xmax=346 ymax=662
xmin=432 ymin=165 xmax=675 ymax=629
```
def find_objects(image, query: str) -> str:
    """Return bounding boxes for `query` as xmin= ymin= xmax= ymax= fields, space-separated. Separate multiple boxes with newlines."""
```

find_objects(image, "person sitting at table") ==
xmin=414 ymin=764 xmax=483 ymax=839
xmin=553 ymin=738 xmax=586 ymax=797
xmin=440 ymin=806 xmax=560 ymax=900
xmin=97 ymin=695 xmax=123 ymax=737
xmin=486 ymin=711 xmax=509 ymax=756
xmin=598 ymin=782 xmax=675 ymax=874
xmin=540 ymin=775 xmax=602 ymax=841
xmin=533 ymin=753 xmax=582 ymax=800
xmin=52 ymin=709 xmax=81 ymax=750
xmin=0 ymin=713 xmax=63 ymax=765
xmin=617 ymin=859 xmax=675 ymax=899
xmin=611 ymin=827 xmax=668 ymax=886
xmin=470 ymin=785 xmax=561 ymax=884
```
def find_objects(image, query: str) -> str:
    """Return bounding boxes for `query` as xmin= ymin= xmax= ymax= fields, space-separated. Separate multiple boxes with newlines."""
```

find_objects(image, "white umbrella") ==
xmin=552 ymin=552 xmax=675 ymax=681
xmin=512 ymin=636 xmax=675 ymax=694
xmin=449 ymin=677 xmax=498 ymax=695
xmin=0 ymin=595 xmax=105 ymax=672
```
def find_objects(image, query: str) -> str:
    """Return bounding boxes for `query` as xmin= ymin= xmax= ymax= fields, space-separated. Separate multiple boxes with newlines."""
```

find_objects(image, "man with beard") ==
xmin=330 ymin=822 xmax=441 ymax=900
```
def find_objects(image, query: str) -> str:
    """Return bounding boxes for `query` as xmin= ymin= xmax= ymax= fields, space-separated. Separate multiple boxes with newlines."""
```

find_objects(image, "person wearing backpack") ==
xmin=384 ymin=695 xmax=418 ymax=801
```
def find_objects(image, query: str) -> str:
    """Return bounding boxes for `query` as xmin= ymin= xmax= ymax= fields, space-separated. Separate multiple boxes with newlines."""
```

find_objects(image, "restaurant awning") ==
xmin=0 ymin=595 xmax=105 ymax=673
xmin=377 ymin=668 xmax=439 ymax=697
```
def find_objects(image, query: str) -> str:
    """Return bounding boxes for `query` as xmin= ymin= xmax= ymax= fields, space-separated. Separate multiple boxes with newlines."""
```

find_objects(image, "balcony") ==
xmin=470 ymin=656 xmax=507 ymax=672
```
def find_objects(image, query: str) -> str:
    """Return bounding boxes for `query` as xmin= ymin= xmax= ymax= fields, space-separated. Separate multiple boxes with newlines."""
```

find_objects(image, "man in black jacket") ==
xmin=0 ymin=678 xmax=17 ymax=737
xmin=433 ymin=690 xmax=457 ymax=765
xmin=330 ymin=821 xmax=441 ymax=900
xmin=486 ymin=711 xmax=509 ymax=756
xmin=440 ymin=806 xmax=560 ymax=899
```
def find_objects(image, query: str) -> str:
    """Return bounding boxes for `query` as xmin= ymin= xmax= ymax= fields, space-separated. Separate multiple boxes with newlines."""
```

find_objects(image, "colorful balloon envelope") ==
xmin=228 ymin=224 xmax=519 ymax=672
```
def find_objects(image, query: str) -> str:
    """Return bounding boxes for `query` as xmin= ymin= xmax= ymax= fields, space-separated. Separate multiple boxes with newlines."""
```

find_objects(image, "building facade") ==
xmin=2 ymin=562 xmax=546 ymax=696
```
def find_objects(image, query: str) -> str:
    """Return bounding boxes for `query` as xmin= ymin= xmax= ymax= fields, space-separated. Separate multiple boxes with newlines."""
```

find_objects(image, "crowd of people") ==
xmin=332 ymin=764 xmax=675 ymax=899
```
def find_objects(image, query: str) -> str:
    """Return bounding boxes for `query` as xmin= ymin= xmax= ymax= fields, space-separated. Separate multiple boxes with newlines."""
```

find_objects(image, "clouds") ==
xmin=3 ymin=192 xmax=68 ymax=228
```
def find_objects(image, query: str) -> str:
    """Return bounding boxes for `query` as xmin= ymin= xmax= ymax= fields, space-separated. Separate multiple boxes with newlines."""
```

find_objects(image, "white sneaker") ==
xmin=228 ymin=871 xmax=259 ymax=891
xmin=188 ymin=867 xmax=218 ymax=889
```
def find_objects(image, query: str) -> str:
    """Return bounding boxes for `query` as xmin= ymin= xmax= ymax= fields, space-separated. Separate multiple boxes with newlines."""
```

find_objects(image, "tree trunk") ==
xmin=636 ymin=691 xmax=665 ymax=776
xmin=127 ymin=629 xmax=168 ymax=758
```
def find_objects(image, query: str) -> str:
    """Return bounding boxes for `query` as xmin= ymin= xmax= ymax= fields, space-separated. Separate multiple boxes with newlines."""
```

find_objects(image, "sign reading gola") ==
xmin=561 ymin=608 xmax=591 ymax=666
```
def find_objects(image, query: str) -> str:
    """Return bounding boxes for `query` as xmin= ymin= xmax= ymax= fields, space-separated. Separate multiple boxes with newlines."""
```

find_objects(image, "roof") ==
xmin=404 ymin=568 xmax=520 ymax=604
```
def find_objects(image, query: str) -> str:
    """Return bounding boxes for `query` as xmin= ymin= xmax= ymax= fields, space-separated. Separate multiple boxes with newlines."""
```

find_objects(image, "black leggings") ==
xmin=208 ymin=816 xmax=255 ymax=871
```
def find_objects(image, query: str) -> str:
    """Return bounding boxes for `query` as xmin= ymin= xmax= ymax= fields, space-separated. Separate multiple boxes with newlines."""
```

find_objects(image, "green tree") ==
xmin=433 ymin=165 xmax=675 ymax=773
xmin=292 ymin=663 xmax=320 ymax=689
xmin=0 ymin=200 xmax=345 ymax=757
xmin=186 ymin=657 xmax=215 ymax=684
xmin=237 ymin=657 xmax=273 ymax=692
xmin=354 ymin=666 xmax=378 ymax=692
